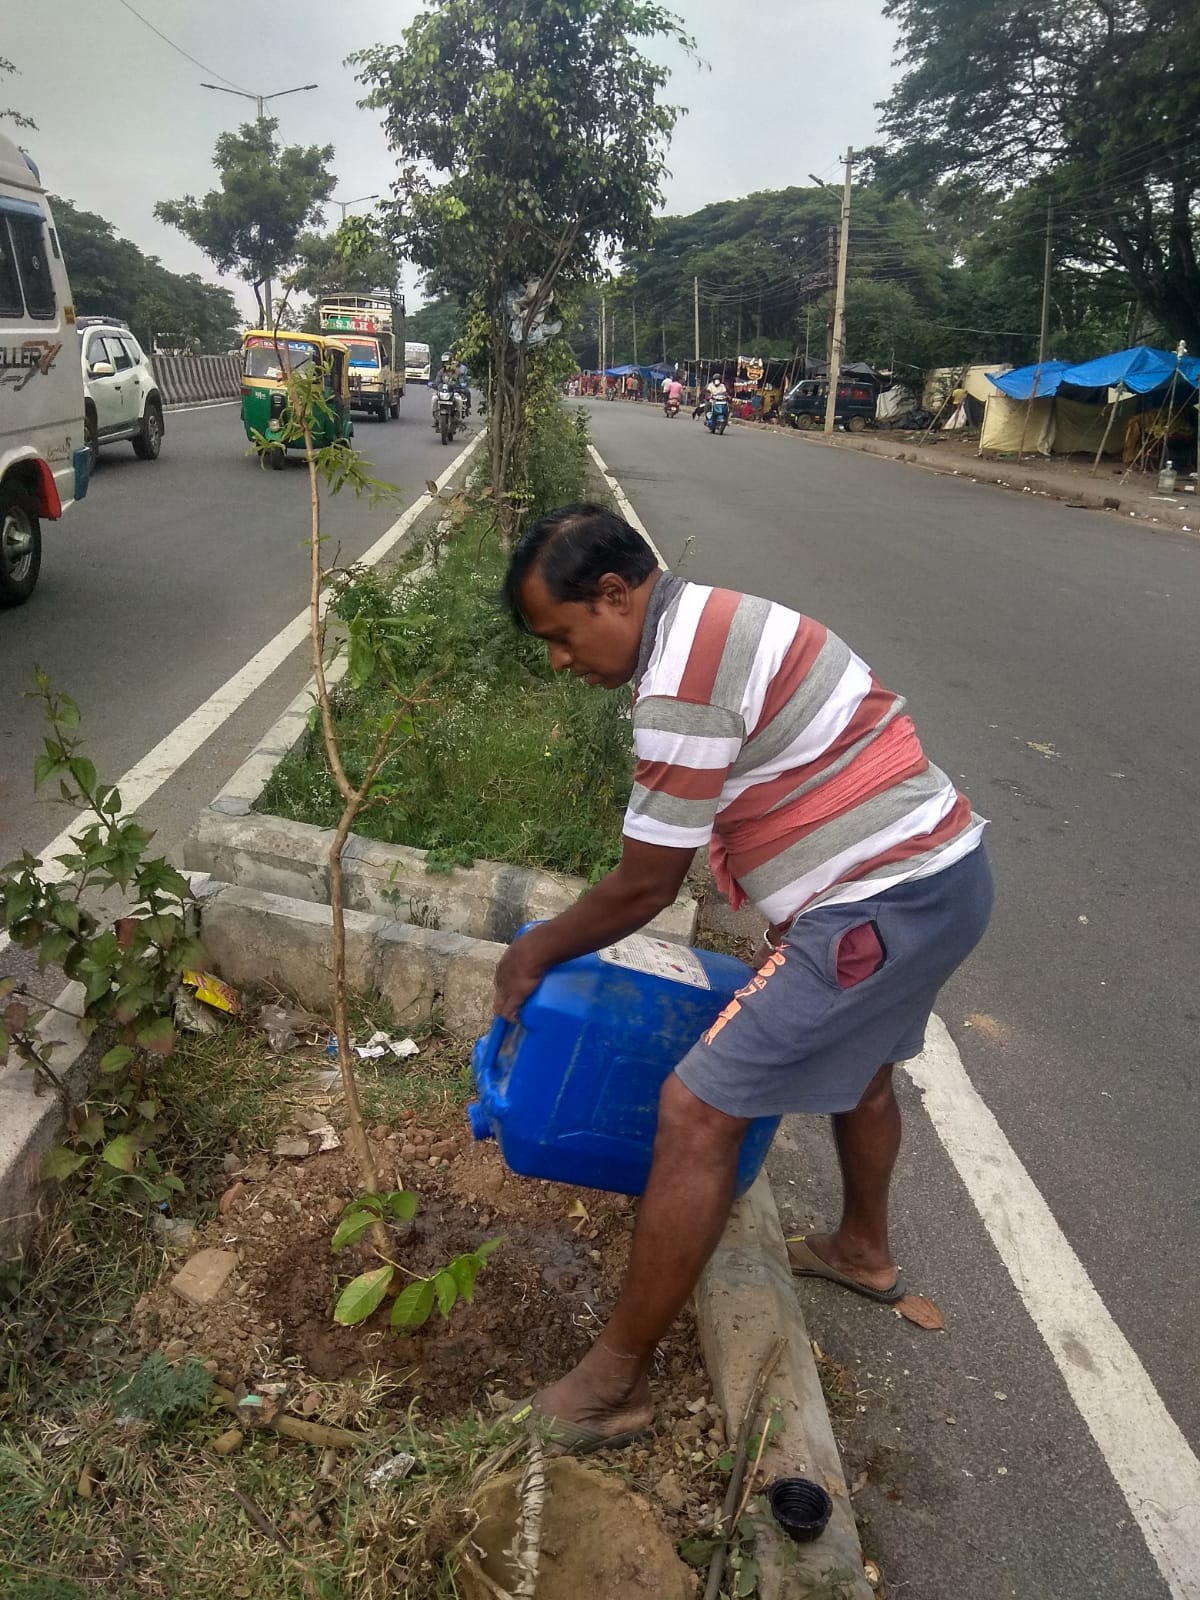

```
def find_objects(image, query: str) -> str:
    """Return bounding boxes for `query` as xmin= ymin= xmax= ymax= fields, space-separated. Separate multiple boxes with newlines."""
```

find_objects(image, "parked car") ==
xmin=782 ymin=377 xmax=876 ymax=432
xmin=79 ymin=317 xmax=165 ymax=465
xmin=0 ymin=132 xmax=90 ymax=606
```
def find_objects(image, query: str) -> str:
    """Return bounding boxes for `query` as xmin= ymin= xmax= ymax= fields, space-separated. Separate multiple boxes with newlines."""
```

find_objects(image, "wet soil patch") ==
xmin=136 ymin=1112 xmax=633 ymax=1419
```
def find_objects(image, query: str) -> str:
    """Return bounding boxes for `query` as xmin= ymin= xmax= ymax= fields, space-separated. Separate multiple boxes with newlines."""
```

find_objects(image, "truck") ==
xmin=405 ymin=341 xmax=432 ymax=385
xmin=317 ymin=292 xmax=405 ymax=421
xmin=0 ymin=132 xmax=90 ymax=606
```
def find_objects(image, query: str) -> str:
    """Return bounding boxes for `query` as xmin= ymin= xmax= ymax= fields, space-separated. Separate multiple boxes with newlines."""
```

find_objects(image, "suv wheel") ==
xmin=0 ymin=483 xmax=42 ymax=606
xmin=84 ymin=408 xmax=99 ymax=472
xmin=846 ymin=416 xmax=867 ymax=433
xmin=133 ymin=401 xmax=163 ymax=460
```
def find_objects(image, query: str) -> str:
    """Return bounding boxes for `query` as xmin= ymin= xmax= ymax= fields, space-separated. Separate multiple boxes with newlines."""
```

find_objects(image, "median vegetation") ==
xmin=258 ymin=406 xmax=633 ymax=880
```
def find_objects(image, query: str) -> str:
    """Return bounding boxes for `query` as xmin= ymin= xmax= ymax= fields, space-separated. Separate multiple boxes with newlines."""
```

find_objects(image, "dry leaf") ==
xmin=218 ymin=1182 xmax=245 ymax=1217
xmin=566 ymin=1198 xmax=590 ymax=1232
xmin=822 ymin=1470 xmax=847 ymax=1498
xmin=894 ymin=1293 xmax=945 ymax=1331
xmin=850 ymin=1469 xmax=869 ymax=1496
xmin=864 ymin=1558 xmax=882 ymax=1588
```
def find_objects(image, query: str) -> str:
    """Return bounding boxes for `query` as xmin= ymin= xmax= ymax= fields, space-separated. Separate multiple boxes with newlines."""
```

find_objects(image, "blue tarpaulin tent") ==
xmin=982 ymin=346 xmax=1199 ymax=458
xmin=990 ymin=347 xmax=1200 ymax=400
xmin=987 ymin=360 xmax=1074 ymax=400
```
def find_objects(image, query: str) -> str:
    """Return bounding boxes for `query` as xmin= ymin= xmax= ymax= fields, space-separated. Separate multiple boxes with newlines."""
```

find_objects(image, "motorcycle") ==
xmin=663 ymin=395 xmax=680 ymax=419
xmin=707 ymin=396 xmax=730 ymax=436
xmin=435 ymin=379 xmax=459 ymax=445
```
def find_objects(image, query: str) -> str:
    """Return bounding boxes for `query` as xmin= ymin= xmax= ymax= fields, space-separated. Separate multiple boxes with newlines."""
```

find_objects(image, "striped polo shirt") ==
xmin=623 ymin=574 xmax=986 ymax=924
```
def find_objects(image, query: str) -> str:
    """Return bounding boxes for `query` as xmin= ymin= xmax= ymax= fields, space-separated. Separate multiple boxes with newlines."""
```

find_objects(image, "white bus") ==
xmin=0 ymin=133 xmax=90 ymax=605
xmin=405 ymin=341 xmax=431 ymax=384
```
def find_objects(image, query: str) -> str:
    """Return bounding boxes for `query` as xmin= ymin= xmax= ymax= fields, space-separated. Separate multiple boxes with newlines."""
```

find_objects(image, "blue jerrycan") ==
xmin=468 ymin=927 xmax=780 ymax=1197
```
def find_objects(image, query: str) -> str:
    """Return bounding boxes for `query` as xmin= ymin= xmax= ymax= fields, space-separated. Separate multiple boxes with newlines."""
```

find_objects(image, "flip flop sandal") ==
xmin=785 ymin=1235 xmax=907 ymax=1305
xmin=502 ymin=1398 xmax=650 ymax=1457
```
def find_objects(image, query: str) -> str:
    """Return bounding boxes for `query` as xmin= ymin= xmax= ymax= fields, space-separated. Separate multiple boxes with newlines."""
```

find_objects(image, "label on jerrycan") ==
xmin=597 ymin=935 xmax=711 ymax=989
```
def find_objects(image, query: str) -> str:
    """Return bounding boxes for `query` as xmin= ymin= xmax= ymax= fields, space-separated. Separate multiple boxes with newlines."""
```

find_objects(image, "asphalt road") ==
xmin=0 ymin=394 xmax=473 ymax=983
xmin=586 ymin=399 xmax=1199 ymax=1600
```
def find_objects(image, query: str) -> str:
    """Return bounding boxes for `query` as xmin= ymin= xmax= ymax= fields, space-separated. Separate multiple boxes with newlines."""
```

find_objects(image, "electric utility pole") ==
xmin=823 ymin=147 xmax=854 ymax=437
xmin=599 ymin=291 xmax=606 ymax=374
xmin=632 ymin=298 xmax=639 ymax=366
xmin=1038 ymin=194 xmax=1055 ymax=364
xmin=694 ymin=275 xmax=701 ymax=388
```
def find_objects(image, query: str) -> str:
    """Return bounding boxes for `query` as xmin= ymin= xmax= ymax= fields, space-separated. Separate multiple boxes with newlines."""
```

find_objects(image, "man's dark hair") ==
xmin=501 ymin=502 xmax=659 ymax=630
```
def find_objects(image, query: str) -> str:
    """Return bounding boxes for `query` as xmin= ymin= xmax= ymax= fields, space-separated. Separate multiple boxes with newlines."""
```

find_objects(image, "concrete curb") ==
xmin=695 ymin=1173 xmax=872 ymax=1598
xmin=780 ymin=426 xmax=1200 ymax=535
xmin=194 ymin=877 xmax=507 ymax=1038
xmin=0 ymin=982 xmax=92 ymax=1262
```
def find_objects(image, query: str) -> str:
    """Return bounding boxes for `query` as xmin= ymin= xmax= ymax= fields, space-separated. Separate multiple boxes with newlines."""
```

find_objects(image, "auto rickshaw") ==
xmin=240 ymin=331 xmax=354 ymax=469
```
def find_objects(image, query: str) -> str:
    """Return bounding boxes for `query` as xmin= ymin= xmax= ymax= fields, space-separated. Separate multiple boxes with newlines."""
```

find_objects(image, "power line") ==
xmin=114 ymin=0 xmax=248 ymax=92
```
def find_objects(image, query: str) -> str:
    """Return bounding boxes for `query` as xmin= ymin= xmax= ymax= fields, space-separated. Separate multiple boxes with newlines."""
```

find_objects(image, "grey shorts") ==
xmin=676 ymin=844 xmax=993 ymax=1118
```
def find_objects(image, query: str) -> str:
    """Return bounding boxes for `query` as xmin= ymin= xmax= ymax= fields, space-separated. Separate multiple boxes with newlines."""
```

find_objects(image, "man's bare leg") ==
xmin=530 ymin=1073 xmax=750 ymax=1438
xmin=797 ymin=1061 xmax=901 ymax=1294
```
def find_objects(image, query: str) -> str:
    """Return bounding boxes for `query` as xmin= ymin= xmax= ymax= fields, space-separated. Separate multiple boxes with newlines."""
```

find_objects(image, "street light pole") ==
xmin=332 ymin=193 xmax=380 ymax=224
xmin=200 ymin=80 xmax=319 ymax=325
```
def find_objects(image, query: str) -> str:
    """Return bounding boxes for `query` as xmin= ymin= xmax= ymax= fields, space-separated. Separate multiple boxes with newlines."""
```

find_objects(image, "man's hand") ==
xmin=491 ymin=837 xmax=697 ymax=1022
xmin=494 ymin=935 xmax=548 ymax=1023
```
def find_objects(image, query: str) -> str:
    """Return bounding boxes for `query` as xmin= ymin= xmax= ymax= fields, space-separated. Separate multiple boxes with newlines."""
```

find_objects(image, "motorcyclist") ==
xmin=665 ymin=376 xmax=683 ymax=415
xmin=706 ymin=374 xmax=730 ymax=430
xmin=431 ymin=353 xmax=465 ymax=427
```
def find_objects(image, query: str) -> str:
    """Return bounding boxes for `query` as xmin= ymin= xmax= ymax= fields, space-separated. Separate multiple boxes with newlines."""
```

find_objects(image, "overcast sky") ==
xmin=8 ymin=0 xmax=900 ymax=316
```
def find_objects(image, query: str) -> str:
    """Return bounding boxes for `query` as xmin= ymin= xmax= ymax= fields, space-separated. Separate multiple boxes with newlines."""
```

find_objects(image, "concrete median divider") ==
xmin=156 ymin=352 xmax=240 ymax=408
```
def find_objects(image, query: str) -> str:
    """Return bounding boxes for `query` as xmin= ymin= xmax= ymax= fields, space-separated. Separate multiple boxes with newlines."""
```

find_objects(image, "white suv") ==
xmin=79 ymin=317 xmax=165 ymax=465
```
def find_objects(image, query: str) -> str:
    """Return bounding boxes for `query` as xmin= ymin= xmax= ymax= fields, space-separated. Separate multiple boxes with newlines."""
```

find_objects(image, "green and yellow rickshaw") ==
xmin=240 ymin=331 xmax=354 ymax=469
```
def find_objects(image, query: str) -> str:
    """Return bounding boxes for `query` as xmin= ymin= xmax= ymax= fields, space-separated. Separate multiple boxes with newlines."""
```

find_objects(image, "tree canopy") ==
xmin=876 ymin=0 xmax=1200 ymax=348
xmin=155 ymin=119 xmax=335 ymax=324
xmin=353 ymin=0 xmax=691 ymax=511
xmin=50 ymin=196 xmax=240 ymax=353
xmin=288 ymin=222 xmax=400 ymax=301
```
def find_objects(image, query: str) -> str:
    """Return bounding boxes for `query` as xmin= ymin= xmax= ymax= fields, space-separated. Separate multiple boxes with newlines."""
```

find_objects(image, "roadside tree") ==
xmin=155 ymin=119 xmax=335 ymax=327
xmin=877 ymin=0 xmax=1200 ymax=349
xmin=353 ymin=0 xmax=692 ymax=521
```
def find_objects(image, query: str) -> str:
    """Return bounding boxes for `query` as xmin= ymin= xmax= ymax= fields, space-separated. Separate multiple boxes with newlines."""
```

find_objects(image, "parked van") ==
xmin=0 ymin=132 xmax=89 ymax=606
xmin=782 ymin=377 xmax=877 ymax=433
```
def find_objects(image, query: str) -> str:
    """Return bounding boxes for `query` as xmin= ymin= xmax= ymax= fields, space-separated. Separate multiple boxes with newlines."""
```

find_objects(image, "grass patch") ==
xmin=258 ymin=509 xmax=633 ymax=880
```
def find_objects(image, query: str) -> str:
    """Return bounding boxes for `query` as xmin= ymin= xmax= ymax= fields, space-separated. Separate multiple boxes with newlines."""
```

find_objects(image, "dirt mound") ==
xmin=465 ymin=1457 xmax=698 ymax=1600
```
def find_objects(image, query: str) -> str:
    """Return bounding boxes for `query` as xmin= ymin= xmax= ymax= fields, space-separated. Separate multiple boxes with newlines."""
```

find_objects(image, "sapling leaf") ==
xmin=330 ymin=1210 xmax=377 ymax=1251
xmin=434 ymin=1269 xmax=458 ymax=1319
xmin=333 ymin=1264 xmax=394 ymax=1326
xmin=391 ymin=1277 xmax=435 ymax=1330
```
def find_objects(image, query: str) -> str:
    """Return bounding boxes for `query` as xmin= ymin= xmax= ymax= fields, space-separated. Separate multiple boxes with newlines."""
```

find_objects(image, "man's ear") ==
xmin=598 ymin=572 xmax=632 ymax=612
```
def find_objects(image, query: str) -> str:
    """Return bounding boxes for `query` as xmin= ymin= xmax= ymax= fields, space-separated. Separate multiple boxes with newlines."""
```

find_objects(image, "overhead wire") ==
xmin=114 ymin=0 xmax=249 ymax=93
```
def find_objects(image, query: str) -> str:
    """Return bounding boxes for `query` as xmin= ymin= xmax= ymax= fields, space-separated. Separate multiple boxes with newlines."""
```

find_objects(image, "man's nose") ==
xmin=548 ymin=643 xmax=572 ymax=672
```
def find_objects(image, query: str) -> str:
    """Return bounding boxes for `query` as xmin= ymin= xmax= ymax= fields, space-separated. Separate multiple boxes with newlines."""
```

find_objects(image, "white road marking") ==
xmin=908 ymin=1017 xmax=1200 ymax=1600
xmin=586 ymin=442 xmax=668 ymax=568
xmin=164 ymin=400 xmax=239 ymax=414
xmin=1 ymin=429 xmax=484 ymax=954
